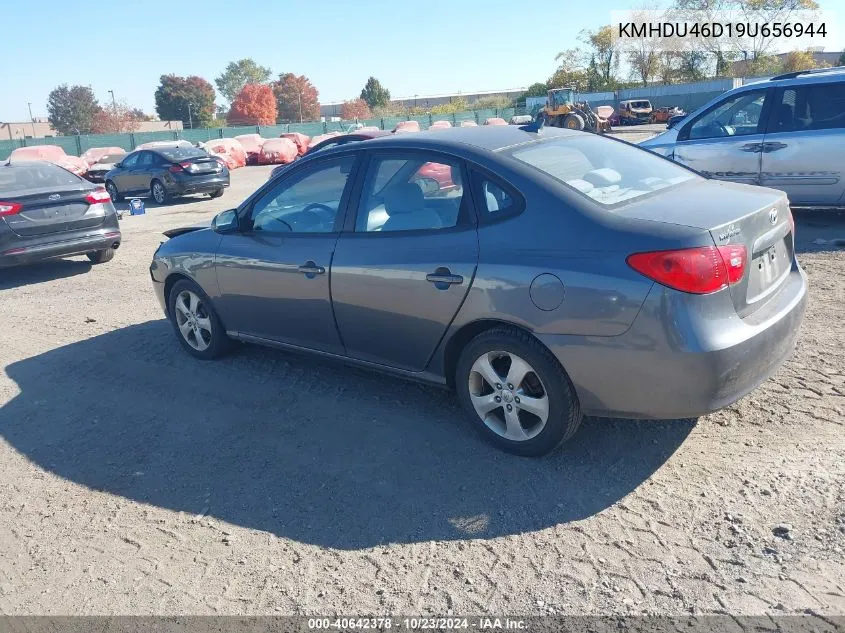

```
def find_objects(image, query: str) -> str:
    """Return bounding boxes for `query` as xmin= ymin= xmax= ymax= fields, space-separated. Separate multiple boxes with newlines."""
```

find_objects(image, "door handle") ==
xmin=426 ymin=270 xmax=463 ymax=285
xmin=762 ymin=142 xmax=788 ymax=153
xmin=298 ymin=261 xmax=325 ymax=275
xmin=740 ymin=142 xmax=763 ymax=153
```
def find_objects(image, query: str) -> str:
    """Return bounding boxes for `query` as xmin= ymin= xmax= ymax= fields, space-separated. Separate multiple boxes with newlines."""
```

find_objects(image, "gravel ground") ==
xmin=0 ymin=159 xmax=843 ymax=616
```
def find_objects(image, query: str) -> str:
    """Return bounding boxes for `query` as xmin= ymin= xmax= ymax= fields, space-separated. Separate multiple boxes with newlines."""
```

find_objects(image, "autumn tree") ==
xmin=273 ymin=73 xmax=320 ymax=123
xmin=360 ymin=77 xmax=391 ymax=109
xmin=215 ymin=58 xmax=272 ymax=104
xmin=227 ymin=84 xmax=277 ymax=125
xmin=782 ymin=49 xmax=825 ymax=72
xmin=154 ymin=75 xmax=216 ymax=128
xmin=340 ymin=98 xmax=371 ymax=120
xmin=91 ymin=102 xmax=142 ymax=134
xmin=47 ymin=84 xmax=99 ymax=135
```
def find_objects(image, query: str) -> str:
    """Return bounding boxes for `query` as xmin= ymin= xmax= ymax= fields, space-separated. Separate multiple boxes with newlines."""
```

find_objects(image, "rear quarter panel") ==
xmin=430 ymin=164 xmax=713 ymax=374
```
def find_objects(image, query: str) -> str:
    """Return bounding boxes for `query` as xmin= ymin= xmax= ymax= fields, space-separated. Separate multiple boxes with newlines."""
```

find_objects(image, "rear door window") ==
xmin=471 ymin=171 xmax=522 ymax=219
xmin=768 ymin=82 xmax=845 ymax=132
xmin=356 ymin=153 xmax=468 ymax=232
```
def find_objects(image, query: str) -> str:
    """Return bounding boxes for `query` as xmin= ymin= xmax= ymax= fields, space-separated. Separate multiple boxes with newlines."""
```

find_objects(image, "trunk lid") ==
xmin=179 ymin=156 xmax=223 ymax=176
xmin=617 ymin=180 xmax=794 ymax=317
xmin=2 ymin=185 xmax=108 ymax=237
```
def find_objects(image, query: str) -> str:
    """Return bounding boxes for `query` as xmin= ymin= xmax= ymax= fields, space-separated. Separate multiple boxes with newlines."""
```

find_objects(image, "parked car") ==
xmin=85 ymin=151 xmax=127 ymax=183
xmin=640 ymin=67 xmax=845 ymax=207
xmin=9 ymin=145 xmax=88 ymax=177
xmin=484 ymin=117 xmax=508 ymax=126
xmin=81 ymin=146 xmax=126 ymax=168
xmin=0 ymin=161 xmax=120 ymax=267
xmin=105 ymin=147 xmax=229 ymax=204
xmin=150 ymin=126 xmax=806 ymax=456
xmin=618 ymin=99 xmax=653 ymax=125
xmin=666 ymin=114 xmax=687 ymax=129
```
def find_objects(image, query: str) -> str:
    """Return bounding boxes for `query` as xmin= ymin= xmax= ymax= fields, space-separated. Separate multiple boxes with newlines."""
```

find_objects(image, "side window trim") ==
xmin=679 ymin=87 xmax=772 ymax=142
xmin=468 ymin=166 xmax=525 ymax=224
xmin=348 ymin=149 xmax=474 ymax=235
xmin=242 ymin=152 xmax=361 ymax=235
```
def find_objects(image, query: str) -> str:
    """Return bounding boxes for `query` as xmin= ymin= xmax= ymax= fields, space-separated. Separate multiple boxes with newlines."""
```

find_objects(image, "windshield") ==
xmin=631 ymin=101 xmax=651 ymax=109
xmin=158 ymin=147 xmax=207 ymax=161
xmin=510 ymin=135 xmax=697 ymax=208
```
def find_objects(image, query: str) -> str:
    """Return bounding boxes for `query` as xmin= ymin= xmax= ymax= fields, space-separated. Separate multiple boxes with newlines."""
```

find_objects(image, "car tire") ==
xmin=167 ymin=278 xmax=232 ymax=360
xmin=455 ymin=327 xmax=582 ymax=457
xmin=87 ymin=248 xmax=115 ymax=264
xmin=209 ymin=188 xmax=224 ymax=199
xmin=151 ymin=179 xmax=168 ymax=205
xmin=105 ymin=180 xmax=122 ymax=202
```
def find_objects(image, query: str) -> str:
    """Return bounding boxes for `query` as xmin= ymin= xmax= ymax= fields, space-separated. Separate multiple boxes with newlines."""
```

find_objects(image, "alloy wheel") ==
xmin=152 ymin=182 xmax=166 ymax=204
xmin=173 ymin=290 xmax=212 ymax=351
xmin=468 ymin=351 xmax=550 ymax=442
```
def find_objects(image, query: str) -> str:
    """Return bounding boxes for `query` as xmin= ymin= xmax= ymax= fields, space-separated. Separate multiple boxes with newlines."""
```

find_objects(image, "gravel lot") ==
xmin=0 ymin=152 xmax=843 ymax=616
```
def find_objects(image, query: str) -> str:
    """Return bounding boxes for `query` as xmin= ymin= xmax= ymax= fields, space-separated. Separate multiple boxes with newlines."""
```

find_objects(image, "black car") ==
xmin=85 ymin=152 xmax=127 ymax=184
xmin=105 ymin=147 xmax=229 ymax=204
xmin=0 ymin=161 xmax=121 ymax=268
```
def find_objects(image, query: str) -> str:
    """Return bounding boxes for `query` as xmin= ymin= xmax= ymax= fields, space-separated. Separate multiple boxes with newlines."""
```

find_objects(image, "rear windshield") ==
xmin=96 ymin=154 xmax=125 ymax=164
xmin=510 ymin=135 xmax=697 ymax=208
xmin=0 ymin=162 xmax=82 ymax=194
xmin=157 ymin=147 xmax=207 ymax=161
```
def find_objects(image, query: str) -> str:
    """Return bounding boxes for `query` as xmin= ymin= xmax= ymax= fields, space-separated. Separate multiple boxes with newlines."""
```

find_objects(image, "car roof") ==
xmin=347 ymin=125 xmax=581 ymax=154
xmin=731 ymin=66 xmax=845 ymax=94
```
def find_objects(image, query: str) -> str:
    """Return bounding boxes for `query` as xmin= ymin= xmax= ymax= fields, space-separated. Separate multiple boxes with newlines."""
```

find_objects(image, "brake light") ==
xmin=627 ymin=245 xmax=747 ymax=294
xmin=0 ymin=201 xmax=22 ymax=217
xmin=84 ymin=188 xmax=111 ymax=204
xmin=169 ymin=163 xmax=185 ymax=173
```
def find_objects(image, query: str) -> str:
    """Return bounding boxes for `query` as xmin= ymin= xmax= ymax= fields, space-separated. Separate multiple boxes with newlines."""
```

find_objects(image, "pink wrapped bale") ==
xmin=203 ymin=138 xmax=247 ymax=169
xmin=280 ymin=132 xmax=311 ymax=156
xmin=258 ymin=138 xmax=298 ymax=165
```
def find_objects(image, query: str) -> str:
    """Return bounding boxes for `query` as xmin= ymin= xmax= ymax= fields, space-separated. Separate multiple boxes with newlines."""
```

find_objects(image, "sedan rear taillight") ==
xmin=627 ymin=245 xmax=747 ymax=295
xmin=0 ymin=201 xmax=22 ymax=217
xmin=84 ymin=188 xmax=111 ymax=204
xmin=169 ymin=163 xmax=186 ymax=173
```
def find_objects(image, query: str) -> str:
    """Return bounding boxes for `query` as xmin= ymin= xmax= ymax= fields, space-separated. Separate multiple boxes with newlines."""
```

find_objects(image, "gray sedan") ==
xmin=150 ymin=126 xmax=807 ymax=456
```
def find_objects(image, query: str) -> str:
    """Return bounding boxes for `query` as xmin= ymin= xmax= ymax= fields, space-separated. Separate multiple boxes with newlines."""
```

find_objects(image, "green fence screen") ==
xmin=0 ymin=107 xmax=529 ymax=161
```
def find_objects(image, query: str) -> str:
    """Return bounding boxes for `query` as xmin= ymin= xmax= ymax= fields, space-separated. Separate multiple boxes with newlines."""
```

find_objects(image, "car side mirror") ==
xmin=212 ymin=209 xmax=239 ymax=234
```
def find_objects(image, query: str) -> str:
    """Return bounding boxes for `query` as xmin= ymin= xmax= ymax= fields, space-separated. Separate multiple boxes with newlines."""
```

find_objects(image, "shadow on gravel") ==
xmin=793 ymin=209 xmax=845 ymax=254
xmin=0 ymin=321 xmax=695 ymax=550
xmin=0 ymin=259 xmax=92 ymax=289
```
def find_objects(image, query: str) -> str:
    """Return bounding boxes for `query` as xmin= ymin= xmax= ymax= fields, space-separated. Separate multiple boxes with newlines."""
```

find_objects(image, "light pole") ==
xmin=108 ymin=90 xmax=116 ymax=112
xmin=27 ymin=102 xmax=35 ymax=137
xmin=296 ymin=88 xmax=303 ymax=123
xmin=187 ymin=103 xmax=193 ymax=129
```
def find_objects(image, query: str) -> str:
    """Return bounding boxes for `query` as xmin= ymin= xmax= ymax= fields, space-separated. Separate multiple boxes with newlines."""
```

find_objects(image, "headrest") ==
xmin=385 ymin=183 xmax=424 ymax=215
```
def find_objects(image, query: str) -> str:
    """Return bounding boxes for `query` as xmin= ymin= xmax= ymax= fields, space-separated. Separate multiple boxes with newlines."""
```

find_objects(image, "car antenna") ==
xmin=520 ymin=114 xmax=545 ymax=134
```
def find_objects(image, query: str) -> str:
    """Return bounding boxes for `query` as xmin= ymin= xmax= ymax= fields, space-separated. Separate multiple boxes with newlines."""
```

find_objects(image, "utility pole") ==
xmin=297 ymin=88 xmax=303 ymax=123
xmin=187 ymin=103 xmax=193 ymax=129
xmin=108 ymin=90 xmax=116 ymax=112
xmin=27 ymin=102 xmax=35 ymax=137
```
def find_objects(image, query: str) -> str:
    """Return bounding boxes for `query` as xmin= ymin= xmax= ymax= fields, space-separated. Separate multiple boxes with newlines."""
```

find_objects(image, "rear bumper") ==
xmin=0 ymin=227 xmax=121 ymax=268
xmin=539 ymin=262 xmax=808 ymax=419
xmin=165 ymin=172 xmax=229 ymax=195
